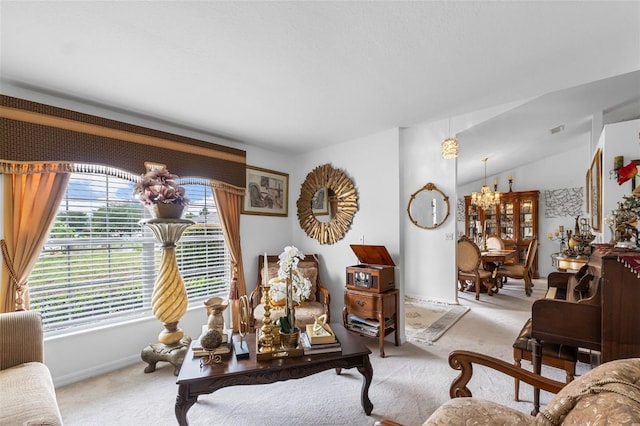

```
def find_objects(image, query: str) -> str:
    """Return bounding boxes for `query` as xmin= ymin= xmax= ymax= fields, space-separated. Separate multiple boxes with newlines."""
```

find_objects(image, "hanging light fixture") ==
xmin=471 ymin=157 xmax=501 ymax=209
xmin=441 ymin=118 xmax=459 ymax=159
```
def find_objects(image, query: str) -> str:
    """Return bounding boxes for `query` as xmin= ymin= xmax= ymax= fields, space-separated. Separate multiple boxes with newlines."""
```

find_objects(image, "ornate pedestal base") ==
xmin=141 ymin=337 xmax=192 ymax=376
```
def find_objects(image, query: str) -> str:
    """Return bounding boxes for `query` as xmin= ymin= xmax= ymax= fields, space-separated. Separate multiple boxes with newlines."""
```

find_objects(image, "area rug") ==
xmin=404 ymin=299 xmax=470 ymax=345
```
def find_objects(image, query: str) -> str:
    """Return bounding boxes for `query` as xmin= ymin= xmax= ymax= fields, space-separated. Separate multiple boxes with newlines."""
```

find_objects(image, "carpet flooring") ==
xmin=55 ymin=279 xmax=592 ymax=426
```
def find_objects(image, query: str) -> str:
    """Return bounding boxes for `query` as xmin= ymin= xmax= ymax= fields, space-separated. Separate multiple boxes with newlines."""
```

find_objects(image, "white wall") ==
xmin=284 ymin=129 xmax=402 ymax=332
xmin=400 ymin=121 xmax=457 ymax=304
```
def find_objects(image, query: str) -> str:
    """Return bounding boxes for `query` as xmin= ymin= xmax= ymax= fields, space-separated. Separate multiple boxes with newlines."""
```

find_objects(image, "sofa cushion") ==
xmin=538 ymin=358 xmax=640 ymax=425
xmin=424 ymin=397 xmax=533 ymax=425
xmin=0 ymin=361 xmax=63 ymax=426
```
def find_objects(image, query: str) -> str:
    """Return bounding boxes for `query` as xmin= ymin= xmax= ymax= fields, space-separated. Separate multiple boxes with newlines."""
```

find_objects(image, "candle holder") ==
xmin=258 ymin=282 xmax=276 ymax=354
xmin=508 ymin=177 xmax=513 ymax=192
xmin=548 ymin=228 xmax=569 ymax=254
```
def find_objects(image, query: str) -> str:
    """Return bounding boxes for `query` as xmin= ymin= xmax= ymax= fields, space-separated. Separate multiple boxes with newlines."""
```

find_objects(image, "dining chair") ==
xmin=485 ymin=234 xmax=505 ymax=250
xmin=496 ymin=237 xmax=538 ymax=296
xmin=484 ymin=234 xmax=512 ymax=287
xmin=457 ymin=235 xmax=494 ymax=300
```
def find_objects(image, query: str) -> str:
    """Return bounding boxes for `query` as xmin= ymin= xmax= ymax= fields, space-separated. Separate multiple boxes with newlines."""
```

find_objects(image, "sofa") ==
xmin=0 ymin=310 xmax=63 ymax=425
xmin=375 ymin=350 xmax=640 ymax=425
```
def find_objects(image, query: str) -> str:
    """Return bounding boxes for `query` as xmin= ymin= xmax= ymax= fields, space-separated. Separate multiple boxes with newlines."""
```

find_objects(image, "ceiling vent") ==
xmin=550 ymin=125 xmax=565 ymax=135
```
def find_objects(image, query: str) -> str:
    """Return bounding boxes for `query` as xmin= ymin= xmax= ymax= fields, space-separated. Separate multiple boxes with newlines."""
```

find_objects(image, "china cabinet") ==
xmin=464 ymin=190 xmax=539 ymax=277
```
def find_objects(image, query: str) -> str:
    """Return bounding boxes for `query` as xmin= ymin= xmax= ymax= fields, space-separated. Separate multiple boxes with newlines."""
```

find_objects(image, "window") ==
xmin=28 ymin=170 xmax=229 ymax=335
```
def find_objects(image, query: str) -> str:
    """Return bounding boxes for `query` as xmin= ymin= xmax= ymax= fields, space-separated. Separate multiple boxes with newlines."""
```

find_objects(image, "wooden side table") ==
xmin=342 ymin=288 xmax=399 ymax=357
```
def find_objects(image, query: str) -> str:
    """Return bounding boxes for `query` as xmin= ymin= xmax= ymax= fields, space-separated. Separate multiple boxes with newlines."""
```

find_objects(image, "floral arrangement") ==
xmin=133 ymin=168 xmax=188 ymax=206
xmin=276 ymin=245 xmax=308 ymax=333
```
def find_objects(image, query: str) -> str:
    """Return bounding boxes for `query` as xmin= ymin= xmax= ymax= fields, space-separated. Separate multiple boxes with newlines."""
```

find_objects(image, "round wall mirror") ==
xmin=407 ymin=182 xmax=450 ymax=230
xmin=297 ymin=164 xmax=358 ymax=244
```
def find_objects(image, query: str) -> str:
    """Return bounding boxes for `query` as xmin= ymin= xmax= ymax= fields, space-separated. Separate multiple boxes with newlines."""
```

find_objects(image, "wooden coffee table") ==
xmin=175 ymin=323 xmax=373 ymax=426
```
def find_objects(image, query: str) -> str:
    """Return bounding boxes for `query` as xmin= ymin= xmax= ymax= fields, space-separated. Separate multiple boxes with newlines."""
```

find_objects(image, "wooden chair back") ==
xmin=457 ymin=236 xmax=482 ymax=273
xmin=486 ymin=235 xmax=505 ymax=250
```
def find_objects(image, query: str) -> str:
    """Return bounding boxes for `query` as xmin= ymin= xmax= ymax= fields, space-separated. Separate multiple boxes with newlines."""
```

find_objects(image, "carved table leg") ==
xmin=175 ymin=384 xmax=198 ymax=426
xmin=357 ymin=354 xmax=374 ymax=415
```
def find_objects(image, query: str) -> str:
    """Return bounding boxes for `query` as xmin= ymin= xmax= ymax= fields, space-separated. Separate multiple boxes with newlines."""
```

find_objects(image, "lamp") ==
xmin=471 ymin=157 xmax=501 ymax=210
xmin=441 ymin=118 xmax=459 ymax=159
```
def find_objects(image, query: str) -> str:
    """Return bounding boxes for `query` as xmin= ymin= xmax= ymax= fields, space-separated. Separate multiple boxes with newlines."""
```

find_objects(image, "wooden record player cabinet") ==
xmin=343 ymin=288 xmax=399 ymax=357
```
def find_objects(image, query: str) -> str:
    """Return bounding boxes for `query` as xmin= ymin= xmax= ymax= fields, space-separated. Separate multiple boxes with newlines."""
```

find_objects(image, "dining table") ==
xmin=480 ymin=249 xmax=518 ymax=291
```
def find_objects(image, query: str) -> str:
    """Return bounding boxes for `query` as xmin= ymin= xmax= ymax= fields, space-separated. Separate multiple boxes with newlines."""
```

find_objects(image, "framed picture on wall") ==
xmin=589 ymin=149 xmax=602 ymax=231
xmin=242 ymin=165 xmax=289 ymax=216
xmin=585 ymin=170 xmax=590 ymax=214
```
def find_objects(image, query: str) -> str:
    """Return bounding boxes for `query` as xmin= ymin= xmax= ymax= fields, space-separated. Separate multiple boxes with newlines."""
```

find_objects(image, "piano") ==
xmin=529 ymin=244 xmax=640 ymax=414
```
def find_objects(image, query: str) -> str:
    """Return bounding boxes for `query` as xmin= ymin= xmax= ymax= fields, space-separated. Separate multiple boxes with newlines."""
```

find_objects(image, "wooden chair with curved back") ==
xmin=496 ymin=237 xmax=538 ymax=296
xmin=457 ymin=235 xmax=494 ymax=300
xmin=485 ymin=234 xmax=505 ymax=250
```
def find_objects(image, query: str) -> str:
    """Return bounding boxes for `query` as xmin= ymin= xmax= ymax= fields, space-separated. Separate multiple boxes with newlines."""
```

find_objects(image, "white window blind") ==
xmin=28 ymin=171 xmax=230 ymax=335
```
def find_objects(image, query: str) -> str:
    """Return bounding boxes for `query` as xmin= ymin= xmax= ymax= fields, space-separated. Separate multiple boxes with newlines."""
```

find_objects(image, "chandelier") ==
xmin=441 ymin=118 xmax=459 ymax=159
xmin=471 ymin=157 xmax=501 ymax=209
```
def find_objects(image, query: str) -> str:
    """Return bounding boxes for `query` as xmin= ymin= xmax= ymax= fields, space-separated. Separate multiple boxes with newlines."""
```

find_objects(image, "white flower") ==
xmin=272 ymin=245 xmax=311 ymax=303
xmin=277 ymin=245 xmax=305 ymax=279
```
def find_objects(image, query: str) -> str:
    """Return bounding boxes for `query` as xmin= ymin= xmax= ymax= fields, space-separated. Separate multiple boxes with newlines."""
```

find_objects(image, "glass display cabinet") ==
xmin=464 ymin=190 xmax=539 ymax=277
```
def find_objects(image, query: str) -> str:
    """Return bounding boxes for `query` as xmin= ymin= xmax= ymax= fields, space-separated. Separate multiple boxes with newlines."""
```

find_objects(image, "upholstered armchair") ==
xmin=375 ymin=351 xmax=640 ymax=425
xmin=0 ymin=311 xmax=63 ymax=425
xmin=249 ymin=254 xmax=330 ymax=332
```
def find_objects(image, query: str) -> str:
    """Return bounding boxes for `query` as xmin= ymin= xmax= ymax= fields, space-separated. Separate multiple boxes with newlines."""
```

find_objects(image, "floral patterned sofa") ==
xmin=375 ymin=351 xmax=640 ymax=425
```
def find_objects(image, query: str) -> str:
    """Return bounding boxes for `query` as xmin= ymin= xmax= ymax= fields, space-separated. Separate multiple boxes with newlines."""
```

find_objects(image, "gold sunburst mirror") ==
xmin=297 ymin=164 xmax=359 ymax=245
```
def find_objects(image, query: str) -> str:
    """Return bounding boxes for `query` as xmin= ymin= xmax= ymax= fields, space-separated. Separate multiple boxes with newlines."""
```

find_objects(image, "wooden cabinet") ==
xmin=465 ymin=190 xmax=540 ymax=277
xmin=342 ymin=288 xmax=399 ymax=357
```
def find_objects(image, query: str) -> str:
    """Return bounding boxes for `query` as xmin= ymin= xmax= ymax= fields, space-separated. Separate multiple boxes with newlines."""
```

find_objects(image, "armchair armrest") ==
xmin=448 ymin=350 xmax=565 ymax=399
xmin=317 ymin=284 xmax=331 ymax=322
xmin=0 ymin=311 xmax=44 ymax=370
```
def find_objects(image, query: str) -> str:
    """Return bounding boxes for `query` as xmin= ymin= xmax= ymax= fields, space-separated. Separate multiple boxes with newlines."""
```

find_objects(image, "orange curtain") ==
xmin=1 ymin=162 xmax=70 ymax=312
xmin=211 ymin=180 xmax=246 ymax=331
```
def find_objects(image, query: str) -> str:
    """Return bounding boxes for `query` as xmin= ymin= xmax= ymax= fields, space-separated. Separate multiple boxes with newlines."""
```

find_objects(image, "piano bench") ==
xmin=512 ymin=318 xmax=578 ymax=401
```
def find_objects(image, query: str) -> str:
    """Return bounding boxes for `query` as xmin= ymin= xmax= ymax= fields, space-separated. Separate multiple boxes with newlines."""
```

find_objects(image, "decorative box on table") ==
xmin=346 ymin=245 xmax=395 ymax=293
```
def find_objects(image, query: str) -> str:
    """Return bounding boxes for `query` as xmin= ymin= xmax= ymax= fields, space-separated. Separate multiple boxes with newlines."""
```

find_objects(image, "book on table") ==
xmin=192 ymin=327 xmax=233 ymax=357
xmin=305 ymin=323 xmax=337 ymax=344
xmin=300 ymin=332 xmax=341 ymax=355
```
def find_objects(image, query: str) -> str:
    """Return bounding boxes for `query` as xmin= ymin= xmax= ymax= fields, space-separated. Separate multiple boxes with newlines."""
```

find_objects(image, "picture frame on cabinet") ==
xmin=242 ymin=165 xmax=289 ymax=216
xmin=589 ymin=149 xmax=602 ymax=231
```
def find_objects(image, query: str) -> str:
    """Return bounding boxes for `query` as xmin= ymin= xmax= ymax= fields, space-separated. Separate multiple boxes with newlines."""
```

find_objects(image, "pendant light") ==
xmin=441 ymin=118 xmax=459 ymax=159
xmin=471 ymin=157 xmax=501 ymax=209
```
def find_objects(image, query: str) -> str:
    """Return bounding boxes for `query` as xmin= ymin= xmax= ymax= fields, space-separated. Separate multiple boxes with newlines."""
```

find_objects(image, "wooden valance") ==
xmin=0 ymin=95 xmax=246 ymax=187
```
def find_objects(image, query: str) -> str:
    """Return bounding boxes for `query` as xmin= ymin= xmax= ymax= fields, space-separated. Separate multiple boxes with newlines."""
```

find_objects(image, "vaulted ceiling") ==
xmin=1 ymin=1 xmax=639 ymax=184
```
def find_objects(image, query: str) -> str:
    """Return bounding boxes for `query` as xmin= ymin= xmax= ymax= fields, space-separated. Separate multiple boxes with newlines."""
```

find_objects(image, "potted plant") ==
xmin=275 ymin=246 xmax=309 ymax=348
xmin=133 ymin=166 xmax=189 ymax=218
